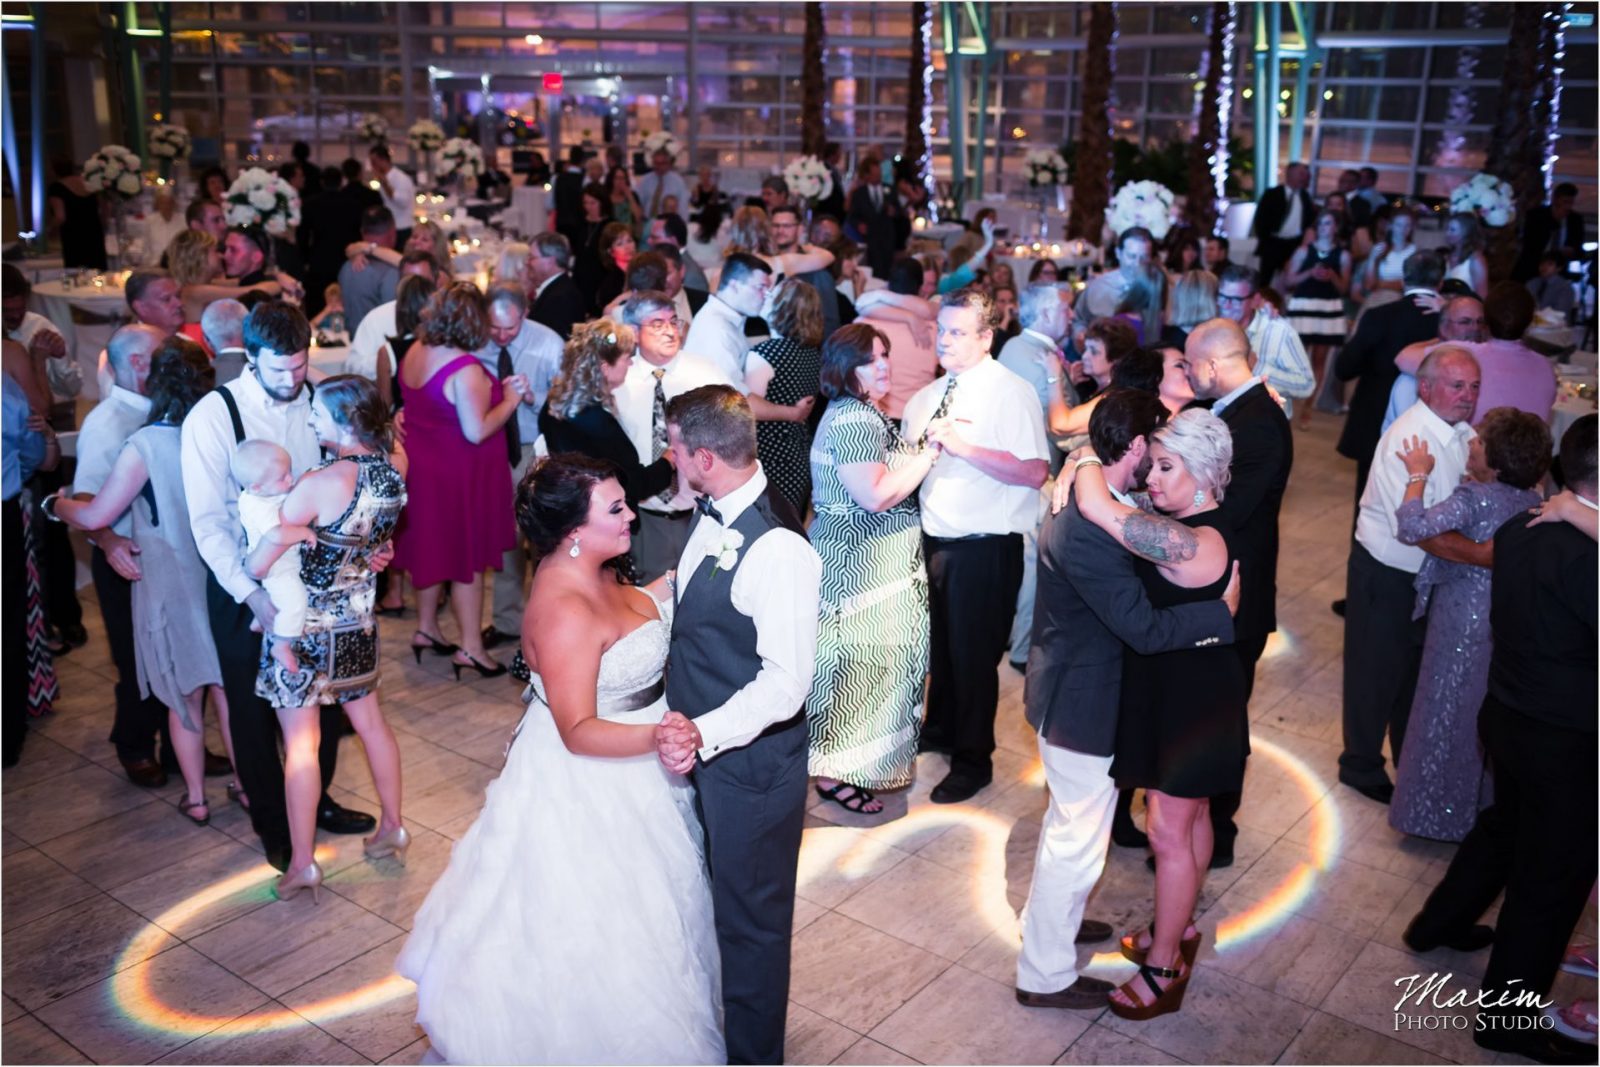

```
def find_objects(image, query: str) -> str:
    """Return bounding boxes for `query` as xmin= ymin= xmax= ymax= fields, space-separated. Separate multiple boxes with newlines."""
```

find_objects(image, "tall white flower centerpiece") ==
xmin=641 ymin=130 xmax=684 ymax=164
xmin=1449 ymin=172 xmax=1517 ymax=229
xmin=223 ymin=168 xmax=302 ymax=267
xmin=1023 ymin=149 xmax=1069 ymax=238
xmin=1106 ymin=180 xmax=1177 ymax=242
xmin=359 ymin=113 xmax=390 ymax=148
xmin=408 ymin=119 xmax=446 ymax=184
xmin=436 ymin=138 xmax=485 ymax=197
xmin=781 ymin=155 xmax=834 ymax=223
xmin=82 ymin=145 xmax=144 ymax=265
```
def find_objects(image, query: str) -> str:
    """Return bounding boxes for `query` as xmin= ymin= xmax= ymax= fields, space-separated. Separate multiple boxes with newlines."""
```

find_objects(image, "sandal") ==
xmin=178 ymin=797 xmax=211 ymax=827
xmin=1108 ymin=959 xmax=1190 ymax=1021
xmin=226 ymin=780 xmax=251 ymax=812
xmin=1561 ymin=943 xmax=1598 ymax=979
xmin=1544 ymin=999 xmax=1598 ymax=1044
xmin=1120 ymin=922 xmax=1203 ymax=967
xmin=815 ymin=781 xmax=883 ymax=814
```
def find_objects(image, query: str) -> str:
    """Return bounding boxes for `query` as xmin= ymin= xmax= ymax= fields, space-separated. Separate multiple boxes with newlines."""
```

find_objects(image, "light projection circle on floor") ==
xmin=112 ymin=737 xmax=1336 ymax=1033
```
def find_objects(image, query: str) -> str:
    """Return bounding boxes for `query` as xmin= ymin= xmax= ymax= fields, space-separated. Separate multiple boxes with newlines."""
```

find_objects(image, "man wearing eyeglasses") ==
xmin=613 ymin=291 xmax=734 ymax=581
xmin=683 ymin=252 xmax=773 ymax=386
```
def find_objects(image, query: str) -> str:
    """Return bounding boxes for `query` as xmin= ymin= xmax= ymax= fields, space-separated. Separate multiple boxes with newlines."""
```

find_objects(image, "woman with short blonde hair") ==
xmin=166 ymin=229 xmax=283 ymax=323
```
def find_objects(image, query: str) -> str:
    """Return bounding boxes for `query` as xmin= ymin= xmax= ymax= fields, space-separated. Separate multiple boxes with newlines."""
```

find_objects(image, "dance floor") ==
xmin=2 ymin=415 xmax=1589 ymax=1065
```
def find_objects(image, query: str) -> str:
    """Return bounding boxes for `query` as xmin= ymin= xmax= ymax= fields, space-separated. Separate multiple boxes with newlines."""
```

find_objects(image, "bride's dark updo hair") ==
xmin=516 ymin=454 xmax=633 ymax=578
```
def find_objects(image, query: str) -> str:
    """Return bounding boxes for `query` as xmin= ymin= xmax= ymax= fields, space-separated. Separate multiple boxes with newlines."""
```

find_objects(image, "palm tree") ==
xmin=1484 ymin=3 xmax=1564 ymax=279
xmin=1186 ymin=2 xmax=1237 ymax=237
xmin=904 ymin=0 xmax=933 ymax=194
xmin=1070 ymin=3 xmax=1117 ymax=242
xmin=800 ymin=2 xmax=827 ymax=158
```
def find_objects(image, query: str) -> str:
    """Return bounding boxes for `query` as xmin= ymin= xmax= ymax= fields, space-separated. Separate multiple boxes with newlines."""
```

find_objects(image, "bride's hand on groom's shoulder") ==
xmin=655 ymin=711 xmax=701 ymax=775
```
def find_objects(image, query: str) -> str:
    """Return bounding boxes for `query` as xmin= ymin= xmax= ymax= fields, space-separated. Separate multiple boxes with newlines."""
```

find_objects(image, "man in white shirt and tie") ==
xmin=902 ymin=288 xmax=1050 ymax=804
xmin=475 ymin=284 xmax=564 ymax=651
xmin=636 ymin=149 xmax=692 ymax=226
xmin=613 ymin=291 xmax=734 ymax=581
xmin=1339 ymin=345 xmax=1482 ymax=804
xmin=683 ymin=252 xmax=771 ymax=385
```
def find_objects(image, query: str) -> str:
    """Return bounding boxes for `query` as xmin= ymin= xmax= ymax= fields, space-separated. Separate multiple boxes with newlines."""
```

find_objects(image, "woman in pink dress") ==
xmin=393 ymin=282 xmax=527 ymax=679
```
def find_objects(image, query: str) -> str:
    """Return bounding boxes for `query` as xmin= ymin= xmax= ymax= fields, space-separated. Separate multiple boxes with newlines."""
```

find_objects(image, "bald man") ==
xmin=1339 ymin=346 xmax=1482 ymax=804
xmin=1183 ymin=319 xmax=1293 ymax=866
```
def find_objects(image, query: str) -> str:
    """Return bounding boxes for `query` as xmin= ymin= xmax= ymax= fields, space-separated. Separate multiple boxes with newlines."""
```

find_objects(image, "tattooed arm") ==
xmin=1073 ymin=459 xmax=1232 ymax=588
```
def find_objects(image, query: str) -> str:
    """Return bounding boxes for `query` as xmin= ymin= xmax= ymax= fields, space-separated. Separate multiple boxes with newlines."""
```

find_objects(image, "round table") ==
xmin=1551 ymin=365 xmax=1598 ymax=451
xmin=307 ymin=344 xmax=350 ymax=384
xmin=30 ymin=278 xmax=131 ymax=401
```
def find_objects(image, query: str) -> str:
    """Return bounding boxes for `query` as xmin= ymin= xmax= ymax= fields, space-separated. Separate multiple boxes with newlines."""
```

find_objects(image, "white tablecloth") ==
xmin=308 ymin=344 xmax=350 ymax=384
xmin=11 ymin=255 xmax=66 ymax=284
xmin=1551 ymin=364 xmax=1598 ymax=450
xmin=499 ymin=186 xmax=549 ymax=239
xmin=30 ymin=280 xmax=131 ymax=401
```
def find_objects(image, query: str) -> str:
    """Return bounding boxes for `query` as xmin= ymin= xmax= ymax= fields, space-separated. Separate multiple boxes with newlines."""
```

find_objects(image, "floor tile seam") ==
xmin=35 ymin=824 xmax=240 ymax=895
xmin=8 ymin=1007 xmax=98 ymax=1064
xmin=865 ymin=961 xmax=1085 ymax=1064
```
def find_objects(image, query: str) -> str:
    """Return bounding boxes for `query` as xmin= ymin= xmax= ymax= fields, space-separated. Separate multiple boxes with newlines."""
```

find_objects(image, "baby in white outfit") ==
xmin=231 ymin=439 xmax=315 ymax=675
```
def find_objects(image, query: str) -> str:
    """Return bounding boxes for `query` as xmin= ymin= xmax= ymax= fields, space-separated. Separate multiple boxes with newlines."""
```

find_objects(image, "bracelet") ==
xmin=1074 ymin=456 xmax=1104 ymax=471
xmin=41 ymin=491 xmax=63 ymax=522
xmin=1406 ymin=473 xmax=1429 ymax=484
xmin=1045 ymin=375 xmax=1060 ymax=385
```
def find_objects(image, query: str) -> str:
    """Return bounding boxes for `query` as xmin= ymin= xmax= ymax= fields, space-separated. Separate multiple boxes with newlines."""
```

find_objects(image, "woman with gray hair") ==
xmin=1069 ymin=404 xmax=1246 ymax=1020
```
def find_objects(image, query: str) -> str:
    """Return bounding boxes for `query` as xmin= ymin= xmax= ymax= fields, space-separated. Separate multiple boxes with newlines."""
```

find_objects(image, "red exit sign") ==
xmin=542 ymin=72 xmax=564 ymax=93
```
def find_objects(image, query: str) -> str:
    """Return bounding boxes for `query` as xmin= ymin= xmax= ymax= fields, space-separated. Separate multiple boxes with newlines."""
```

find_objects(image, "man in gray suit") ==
xmin=1015 ymin=388 xmax=1238 ymax=1011
xmin=337 ymin=206 xmax=400 ymax=334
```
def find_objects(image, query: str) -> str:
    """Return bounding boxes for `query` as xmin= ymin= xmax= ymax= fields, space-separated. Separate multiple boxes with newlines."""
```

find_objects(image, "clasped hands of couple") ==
xmin=654 ymin=712 xmax=702 ymax=775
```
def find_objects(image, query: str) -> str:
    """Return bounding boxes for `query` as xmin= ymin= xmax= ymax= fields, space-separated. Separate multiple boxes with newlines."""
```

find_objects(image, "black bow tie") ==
xmin=694 ymin=494 xmax=723 ymax=524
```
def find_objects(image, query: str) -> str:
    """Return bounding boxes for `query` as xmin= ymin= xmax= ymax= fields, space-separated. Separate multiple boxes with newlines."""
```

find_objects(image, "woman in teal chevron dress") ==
xmin=806 ymin=324 xmax=939 ymax=812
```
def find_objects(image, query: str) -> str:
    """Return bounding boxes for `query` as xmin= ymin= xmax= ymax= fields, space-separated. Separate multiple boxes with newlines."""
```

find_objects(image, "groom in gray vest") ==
xmin=655 ymin=385 xmax=822 ymax=1065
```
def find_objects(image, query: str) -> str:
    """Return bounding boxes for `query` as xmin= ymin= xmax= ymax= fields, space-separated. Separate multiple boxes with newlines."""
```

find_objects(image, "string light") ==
xmin=1543 ymin=4 xmax=1570 ymax=197
xmin=1206 ymin=3 xmax=1237 ymax=237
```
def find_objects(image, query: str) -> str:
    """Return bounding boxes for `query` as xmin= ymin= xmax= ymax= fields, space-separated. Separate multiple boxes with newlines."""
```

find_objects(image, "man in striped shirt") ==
xmin=1217 ymin=264 xmax=1316 ymax=420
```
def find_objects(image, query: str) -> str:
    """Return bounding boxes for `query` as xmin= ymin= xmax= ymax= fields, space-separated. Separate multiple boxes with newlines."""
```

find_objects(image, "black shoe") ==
xmin=316 ymin=801 xmax=377 ymax=835
xmin=916 ymin=735 xmax=951 ymax=756
xmin=264 ymin=842 xmax=292 ymax=873
xmin=1474 ymin=1024 xmax=1595 ymax=1064
xmin=1112 ymin=823 xmax=1150 ymax=849
xmin=930 ymin=770 xmax=991 ymax=804
xmin=1339 ymin=775 xmax=1394 ymax=805
xmin=119 ymin=755 xmax=168 ymax=788
xmin=203 ymin=749 xmax=233 ymax=777
xmin=481 ymin=626 xmax=518 ymax=651
xmin=1401 ymin=917 xmax=1495 ymax=954
xmin=1015 ymin=975 xmax=1114 ymax=1010
xmin=1331 ymin=598 xmax=1347 ymax=617
xmin=57 ymin=622 xmax=88 ymax=649
xmin=1075 ymin=919 xmax=1113 ymax=944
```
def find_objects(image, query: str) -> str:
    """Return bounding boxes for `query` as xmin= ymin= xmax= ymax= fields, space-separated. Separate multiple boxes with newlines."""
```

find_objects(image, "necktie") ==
xmin=918 ymin=376 xmax=958 ymax=448
xmin=694 ymin=494 xmax=723 ymax=524
xmin=650 ymin=369 xmax=676 ymax=506
xmin=498 ymin=345 xmax=521 ymax=465
xmin=649 ymin=176 xmax=664 ymax=219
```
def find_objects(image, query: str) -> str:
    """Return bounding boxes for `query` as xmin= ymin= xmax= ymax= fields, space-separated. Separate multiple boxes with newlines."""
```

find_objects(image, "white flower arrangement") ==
xmin=1023 ymin=149 xmax=1069 ymax=188
xmin=709 ymin=528 xmax=745 ymax=578
xmin=223 ymin=167 xmax=302 ymax=238
xmin=147 ymin=124 xmax=191 ymax=161
xmin=82 ymin=145 xmax=144 ymax=200
xmin=781 ymin=155 xmax=834 ymax=204
xmin=1106 ymin=180 xmax=1177 ymax=241
xmin=1449 ymin=172 xmax=1517 ymax=228
xmin=359 ymin=113 xmax=390 ymax=145
xmin=641 ymin=130 xmax=684 ymax=162
xmin=436 ymin=138 xmax=485 ymax=180
xmin=407 ymin=119 xmax=446 ymax=153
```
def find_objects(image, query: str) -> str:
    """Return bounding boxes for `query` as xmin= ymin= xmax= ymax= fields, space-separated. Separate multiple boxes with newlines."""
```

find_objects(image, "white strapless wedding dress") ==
xmin=396 ymin=597 xmax=725 ymax=1065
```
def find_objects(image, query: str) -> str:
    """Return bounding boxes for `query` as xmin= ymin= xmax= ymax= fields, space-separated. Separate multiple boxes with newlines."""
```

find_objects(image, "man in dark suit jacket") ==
xmin=552 ymin=148 xmax=589 ymax=248
xmin=1250 ymin=162 xmax=1316 ymax=286
xmin=1400 ymin=414 xmax=1597 ymax=1066
xmin=300 ymin=158 xmax=381 ymax=319
xmin=1513 ymin=181 xmax=1587 ymax=282
xmin=1334 ymin=251 xmax=1448 ymax=511
xmin=1184 ymin=319 xmax=1292 ymax=866
xmin=1016 ymin=388 xmax=1236 ymax=1012
xmin=846 ymin=161 xmax=902 ymax=279
xmin=526 ymin=231 xmax=588 ymax=340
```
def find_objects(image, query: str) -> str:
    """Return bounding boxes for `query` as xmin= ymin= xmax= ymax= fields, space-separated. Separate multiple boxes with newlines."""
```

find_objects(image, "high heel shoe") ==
xmin=452 ymin=653 xmax=507 ymax=680
xmin=1120 ymin=923 xmax=1203 ymax=967
xmin=411 ymin=631 xmax=458 ymax=664
xmin=1108 ymin=960 xmax=1190 ymax=1021
xmin=273 ymin=861 xmax=324 ymax=903
xmin=363 ymin=825 xmax=412 ymax=865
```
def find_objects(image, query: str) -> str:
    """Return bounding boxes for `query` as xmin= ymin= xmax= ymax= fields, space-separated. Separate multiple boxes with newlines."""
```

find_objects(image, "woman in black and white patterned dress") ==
xmin=806 ymin=324 xmax=938 ymax=813
xmin=748 ymin=278 xmax=825 ymax=516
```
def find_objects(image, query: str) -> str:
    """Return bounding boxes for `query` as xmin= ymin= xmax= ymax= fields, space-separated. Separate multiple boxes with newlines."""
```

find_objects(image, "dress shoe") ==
xmin=203 ymin=749 xmax=233 ymax=777
xmin=1474 ymin=1023 xmax=1596 ymax=1064
xmin=274 ymin=861 xmax=324 ymax=903
xmin=57 ymin=622 xmax=88 ymax=649
xmin=1112 ymin=824 xmax=1150 ymax=849
xmin=120 ymin=755 xmax=168 ymax=789
xmin=1076 ymin=919 xmax=1113 ymax=944
xmin=1331 ymin=598 xmax=1347 ymax=617
xmin=916 ymin=734 xmax=951 ymax=756
xmin=264 ymin=842 xmax=292 ymax=873
xmin=481 ymin=626 xmax=518 ymax=651
xmin=1339 ymin=776 xmax=1394 ymax=804
xmin=1401 ymin=916 xmax=1495 ymax=954
xmin=316 ymin=801 xmax=377 ymax=835
xmin=930 ymin=770 xmax=991 ymax=804
xmin=1015 ymin=976 xmax=1114 ymax=1010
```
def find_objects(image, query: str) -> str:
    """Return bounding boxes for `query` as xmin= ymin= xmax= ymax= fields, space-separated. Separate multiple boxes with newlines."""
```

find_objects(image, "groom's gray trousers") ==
xmin=693 ymin=715 xmax=809 ymax=1066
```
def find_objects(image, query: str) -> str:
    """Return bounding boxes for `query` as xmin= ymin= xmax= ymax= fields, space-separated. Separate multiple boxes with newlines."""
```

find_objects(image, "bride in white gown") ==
xmin=396 ymin=456 xmax=724 ymax=1066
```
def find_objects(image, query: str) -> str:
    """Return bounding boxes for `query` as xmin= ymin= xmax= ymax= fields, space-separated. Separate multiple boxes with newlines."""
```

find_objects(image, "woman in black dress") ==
xmin=1071 ymin=407 xmax=1243 ymax=1022
xmin=748 ymin=278 xmax=825 ymax=515
xmin=572 ymin=183 xmax=611 ymax=310
xmin=538 ymin=319 xmax=673 ymax=508
xmin=592 ymin=222 xmax=636 ymax=314
xmin=47 ymin=158 xmax=107 ymax=270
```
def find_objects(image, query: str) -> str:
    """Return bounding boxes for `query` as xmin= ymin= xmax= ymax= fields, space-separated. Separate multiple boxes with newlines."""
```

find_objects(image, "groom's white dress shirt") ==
xmin=676 ymin=467 xmax=822 ymax=761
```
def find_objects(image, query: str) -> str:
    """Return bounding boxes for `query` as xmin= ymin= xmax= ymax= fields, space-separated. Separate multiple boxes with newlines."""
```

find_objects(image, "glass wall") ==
xmin=126 ymin=1 xmax=1598 ymax=209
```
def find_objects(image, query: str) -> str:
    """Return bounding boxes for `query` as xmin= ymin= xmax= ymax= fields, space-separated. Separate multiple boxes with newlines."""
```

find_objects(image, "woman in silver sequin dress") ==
xmin=247 ymin=376 xmax=410 ymax=900
xmin=1389 ymin=407 xmax=1551 ymax=841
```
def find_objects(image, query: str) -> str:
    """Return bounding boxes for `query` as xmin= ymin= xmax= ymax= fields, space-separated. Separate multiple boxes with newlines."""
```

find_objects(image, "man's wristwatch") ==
xmin=40 ymin=491 xmax=63 ymax=522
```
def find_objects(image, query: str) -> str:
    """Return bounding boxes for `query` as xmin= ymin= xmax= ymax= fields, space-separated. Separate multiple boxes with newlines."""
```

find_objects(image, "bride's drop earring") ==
xmin=1193 ymin=489 xmax=1206 ymax=507
xmin=569 ymin=536 xmax=581 ymax=558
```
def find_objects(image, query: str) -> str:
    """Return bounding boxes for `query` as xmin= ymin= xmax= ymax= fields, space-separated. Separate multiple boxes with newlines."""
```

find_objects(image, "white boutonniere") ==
xmin=709 ymin=528 xmax=745 ymax=578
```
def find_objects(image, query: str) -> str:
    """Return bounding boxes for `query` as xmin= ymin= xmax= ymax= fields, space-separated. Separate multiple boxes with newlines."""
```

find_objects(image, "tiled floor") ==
xmin=4 ymin=416 xmax=1592 ymax=1065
